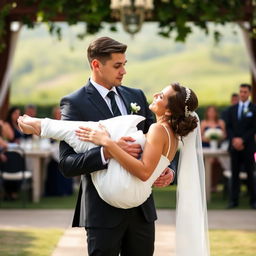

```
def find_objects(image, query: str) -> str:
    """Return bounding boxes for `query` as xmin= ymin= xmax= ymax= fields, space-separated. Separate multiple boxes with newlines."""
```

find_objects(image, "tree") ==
xmin=0 ymin=0 xmax=255 ymax=117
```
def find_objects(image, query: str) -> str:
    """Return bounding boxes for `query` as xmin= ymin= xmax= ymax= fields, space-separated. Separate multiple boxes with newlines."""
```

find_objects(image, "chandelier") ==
xmin=110 ymin=0 xmax=154 ymax=35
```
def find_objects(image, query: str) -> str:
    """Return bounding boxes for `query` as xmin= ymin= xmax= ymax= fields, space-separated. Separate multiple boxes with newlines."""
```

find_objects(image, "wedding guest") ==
xmin=0 ymin=119 xmax=14 ymax=142
xmin=0 ymin=116 xmax=20 ymax=200
xmin=221 ymin=93 xmax=239 ymax=123
xmin=23 ymin=104 xmax=37 ymax=140
xmin=230 ymin=93 xmax=239 ymax=105
xmin=0 ymin=127 xmax=8 ymax=162
xmin=24 ymin=104 xmax=37 ymax=117
xmin=5 ymin=106 xmax=24 ymax=143
xmin=201 ymin=105 xmax=226 ymax=192
xmin=226 ymin=83 xmax=256 ymax=209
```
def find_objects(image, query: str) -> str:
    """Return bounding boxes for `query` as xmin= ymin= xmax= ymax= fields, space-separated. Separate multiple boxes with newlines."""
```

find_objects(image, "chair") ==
xmin=222 ymin=169 xmax=248 ymax=199
xmin=0 ymin=147 xmax=32 ymax=207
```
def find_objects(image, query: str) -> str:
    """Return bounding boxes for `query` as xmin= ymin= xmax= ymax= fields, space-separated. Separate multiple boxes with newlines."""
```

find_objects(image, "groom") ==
xmin=59 ymin=37 xmax=174 ymax=255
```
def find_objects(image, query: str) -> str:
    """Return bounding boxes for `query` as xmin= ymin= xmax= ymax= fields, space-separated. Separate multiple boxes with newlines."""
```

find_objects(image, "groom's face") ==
xmin=93 ymin=53 xmax=127 ymax=89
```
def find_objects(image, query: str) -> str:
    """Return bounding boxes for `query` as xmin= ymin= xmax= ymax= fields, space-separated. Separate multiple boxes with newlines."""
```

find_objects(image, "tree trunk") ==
xmin=0 ymin=20 xmax=11 ymax=119
xmin=251 ymin=36 xmax=256 ymax=104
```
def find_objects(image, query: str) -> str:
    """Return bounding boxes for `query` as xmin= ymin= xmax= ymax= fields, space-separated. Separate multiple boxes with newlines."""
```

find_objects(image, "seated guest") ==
xmin=0 ymin=120 xmax=19 ymax=200
xmin=24 ymin=104 xmax=37 ymax=117
xmin=0 ymin=129 xmax=8 ymax=162
xmin=201 ymin=105 xmax=226 ymax=192
xmin=201 ymin=105 xmax=226 ymax=147
xmin=0 ymin=119 xmax=14 ymax=141
xmin=23 ymin=104 xmax=37 ymax=140
xmin=5 ymin=106 xmax=25 ymax=144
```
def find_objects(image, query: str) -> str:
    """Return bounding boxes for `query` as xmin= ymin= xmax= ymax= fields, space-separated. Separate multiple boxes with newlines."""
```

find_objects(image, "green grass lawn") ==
xmin=0 ymin=186 xmax=255 ymax=255
xmin=153 ymin=184 xmax=251 ymax=209
xmin=210 ymin=230 xmax=256 ymax=256
xmin=0 ymin=184 xmax=251 ymax=209
xmin=0 ymin=228 xmax=63 ymax=256
xmin=0 ymin=192 xmax=77 ymax=209
xmin=0 ymin=228 xmax=255 ymax=256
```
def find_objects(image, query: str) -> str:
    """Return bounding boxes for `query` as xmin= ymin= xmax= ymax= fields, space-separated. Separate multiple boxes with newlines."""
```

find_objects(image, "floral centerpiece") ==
xmin=204 ymin=128 xmax=223 ymax=141
xmin=204 ymin=128 xmax=223 ymax=149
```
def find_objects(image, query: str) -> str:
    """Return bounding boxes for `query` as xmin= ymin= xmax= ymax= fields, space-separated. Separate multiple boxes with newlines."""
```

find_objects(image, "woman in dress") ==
xmin=5 ymin=106 xmax=24 ymax=143
xmin=201 ymin=105 xmax=226 ymax=147
xmin=18 ymin=83 xmax=210 ymax=255
xmin=201 ymin=105 xmax=226 ymax=192
xmin=3 ymin=107 xmax=25 ymax=200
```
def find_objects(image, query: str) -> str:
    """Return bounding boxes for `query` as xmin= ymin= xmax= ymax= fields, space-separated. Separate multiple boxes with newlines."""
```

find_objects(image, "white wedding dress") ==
xmin=41 ymin=115 xmax=170 ymax=209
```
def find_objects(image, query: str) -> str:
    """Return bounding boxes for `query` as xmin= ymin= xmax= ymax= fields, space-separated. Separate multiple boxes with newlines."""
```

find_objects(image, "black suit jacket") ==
xmin=59 ymin=81 xmax=156 ymax=228
xmin=226 ymin=102 xmax=256 ymax=153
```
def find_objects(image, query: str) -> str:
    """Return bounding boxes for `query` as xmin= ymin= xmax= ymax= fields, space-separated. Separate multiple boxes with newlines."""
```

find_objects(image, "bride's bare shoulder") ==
xmin=147 ymin=123 xmax=167 ymax=138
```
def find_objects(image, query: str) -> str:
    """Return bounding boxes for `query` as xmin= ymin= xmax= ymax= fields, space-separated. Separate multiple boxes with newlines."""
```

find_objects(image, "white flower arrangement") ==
xmin=130 ymin=102 xmax=141 ymax=114
xmin=204 ymin=128 xmax=223 ymax=141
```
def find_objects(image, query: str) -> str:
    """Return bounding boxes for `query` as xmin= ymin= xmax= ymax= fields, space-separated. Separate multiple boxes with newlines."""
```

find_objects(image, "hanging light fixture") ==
xmin=110 ymin=0 xmax=154 ymax=35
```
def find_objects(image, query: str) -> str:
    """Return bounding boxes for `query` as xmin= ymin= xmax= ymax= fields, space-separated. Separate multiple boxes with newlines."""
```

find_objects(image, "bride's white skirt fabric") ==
xmin=41 ymin=115 xmax=169 ymax=209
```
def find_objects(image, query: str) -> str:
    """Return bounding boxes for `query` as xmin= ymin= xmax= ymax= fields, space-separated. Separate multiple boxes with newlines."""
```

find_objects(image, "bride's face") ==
xmin=149 ymin=86 xmax=174 ymax=116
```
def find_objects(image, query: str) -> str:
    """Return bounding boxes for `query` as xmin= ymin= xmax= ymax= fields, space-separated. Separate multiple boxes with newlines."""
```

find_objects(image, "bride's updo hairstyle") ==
xmin=167 ymin=83 xmax=198 ymax=137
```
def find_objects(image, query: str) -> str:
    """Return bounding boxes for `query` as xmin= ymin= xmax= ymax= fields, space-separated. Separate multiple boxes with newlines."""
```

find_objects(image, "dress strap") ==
xmin=161 ymin=125 xmax=171 ymax=157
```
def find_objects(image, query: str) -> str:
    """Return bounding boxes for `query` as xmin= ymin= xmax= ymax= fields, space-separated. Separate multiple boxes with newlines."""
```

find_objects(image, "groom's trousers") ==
xmin=85 ymin=207 xmax=155 ymax=256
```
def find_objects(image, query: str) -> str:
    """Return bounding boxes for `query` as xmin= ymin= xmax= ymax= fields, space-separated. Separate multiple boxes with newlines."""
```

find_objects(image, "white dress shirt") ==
xmin=238 ymin=100 xmax=250 ymax=119
xmin=90 ymin=79 xmax=127 ymax=115
xmin=90 ymin=78 xmax=128 ymax=164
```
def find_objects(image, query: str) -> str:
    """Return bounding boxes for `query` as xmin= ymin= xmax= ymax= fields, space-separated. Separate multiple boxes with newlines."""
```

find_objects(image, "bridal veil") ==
xmin=176 ymin=112 xmax=210 ymax=256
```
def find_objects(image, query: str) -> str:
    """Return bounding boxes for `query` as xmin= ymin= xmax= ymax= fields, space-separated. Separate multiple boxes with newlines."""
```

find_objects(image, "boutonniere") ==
xmin=243 ymin=107 xmax=249 ymax=114
xmin=130 ymin=102 xmax=141 ymax=114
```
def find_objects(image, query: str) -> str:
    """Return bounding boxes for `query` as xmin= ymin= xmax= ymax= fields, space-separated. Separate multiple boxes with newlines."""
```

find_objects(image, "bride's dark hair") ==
xmin=167 ymin=83 xmax=198 ymax=137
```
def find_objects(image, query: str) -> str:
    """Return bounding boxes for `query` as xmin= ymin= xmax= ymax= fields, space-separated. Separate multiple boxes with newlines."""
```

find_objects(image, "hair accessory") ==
xmin=185 ymin=87 xmax=191 ymax=103
xmin=185 ymin=87 xmax=191 ymax=117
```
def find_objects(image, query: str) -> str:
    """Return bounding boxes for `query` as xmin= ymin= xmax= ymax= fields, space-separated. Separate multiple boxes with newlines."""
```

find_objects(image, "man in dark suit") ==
xmin=59 ymin=37 xmax=174 ymax=255
xmin=226 ymin=83 xmax=256 ymax=209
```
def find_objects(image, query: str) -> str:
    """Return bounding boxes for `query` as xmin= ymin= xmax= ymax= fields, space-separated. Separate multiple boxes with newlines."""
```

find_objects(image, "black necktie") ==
xmin=240 ymin=103 xmax=245 ymax=120
xmin=107 ymin=91 xmax=121 ymax=117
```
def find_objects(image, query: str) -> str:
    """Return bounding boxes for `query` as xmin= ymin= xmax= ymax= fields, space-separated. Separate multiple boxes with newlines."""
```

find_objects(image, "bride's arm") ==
xmin=77 ymin=123 xmax=166 ymax=181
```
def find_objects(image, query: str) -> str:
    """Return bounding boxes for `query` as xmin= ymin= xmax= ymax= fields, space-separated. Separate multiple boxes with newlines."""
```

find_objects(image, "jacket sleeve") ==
xmin=241 ymin=105 xmax=256 ymax=145
xmin=225 ymin=106 xmax=235 ymax=141
xmin=58 ymin=96 xmax=107 ymax=178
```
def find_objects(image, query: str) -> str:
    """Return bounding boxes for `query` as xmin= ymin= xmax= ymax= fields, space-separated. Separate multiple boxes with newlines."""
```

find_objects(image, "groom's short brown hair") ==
xmin=87 ymin=37 xmax=127 ymax=66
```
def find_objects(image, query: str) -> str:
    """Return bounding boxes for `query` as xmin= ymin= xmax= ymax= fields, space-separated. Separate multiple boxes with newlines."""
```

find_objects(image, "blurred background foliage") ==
xmin=10 ymin=22 xmax=250 ymax=116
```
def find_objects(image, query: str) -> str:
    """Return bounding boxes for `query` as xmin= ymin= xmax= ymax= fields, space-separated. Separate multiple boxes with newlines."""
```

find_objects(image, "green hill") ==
xmin=10 ymin=23 xmax=250 ymax=106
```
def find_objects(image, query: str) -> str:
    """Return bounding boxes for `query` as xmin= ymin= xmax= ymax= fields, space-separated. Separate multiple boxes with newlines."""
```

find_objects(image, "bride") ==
xmin=18 ymin=83 xmax=210 ymax=255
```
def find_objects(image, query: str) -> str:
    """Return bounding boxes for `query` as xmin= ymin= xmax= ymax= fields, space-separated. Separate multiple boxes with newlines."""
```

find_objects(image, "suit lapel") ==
xmin=117 ymin=86 xmax=132 ymax=114
xmin=85 ymin=82 xmax=113 ymax=118
xmin=234 ymin=104 xmax=239 ymax=122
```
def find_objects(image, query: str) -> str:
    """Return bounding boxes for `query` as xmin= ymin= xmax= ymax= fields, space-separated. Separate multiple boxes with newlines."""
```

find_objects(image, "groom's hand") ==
xmin=103 ymin=136 xmax=142 ymax=159
xmin=117 ymin=136 xmax=142 ymax=158
xmin=153 ymin=168 xmax=174 ymax=187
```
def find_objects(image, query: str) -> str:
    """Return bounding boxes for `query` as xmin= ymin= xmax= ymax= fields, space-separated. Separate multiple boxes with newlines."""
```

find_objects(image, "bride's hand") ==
xmin=75 ymin=124 xmax=110 ymax=146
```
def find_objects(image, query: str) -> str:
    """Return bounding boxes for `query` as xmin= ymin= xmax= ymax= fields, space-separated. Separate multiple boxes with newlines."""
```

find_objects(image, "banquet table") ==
xmin=203 ymin=148 xmax=229 ymax=202
xmin=24 ymin=148 xmax=52 ymax=202
xmin=8 ymin=140 xmax=52 ymax=203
